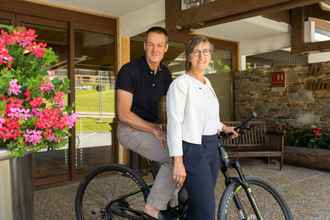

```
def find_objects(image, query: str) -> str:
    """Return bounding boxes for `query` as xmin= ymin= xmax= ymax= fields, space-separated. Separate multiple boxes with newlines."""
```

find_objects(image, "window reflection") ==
xmin=74 ymin=30 xmax=115 ymax=171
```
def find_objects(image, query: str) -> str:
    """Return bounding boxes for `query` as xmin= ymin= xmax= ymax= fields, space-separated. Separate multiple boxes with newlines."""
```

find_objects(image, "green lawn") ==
xmin=76 ymin=89 xmax=115 ymax=112
xmin=75 ymin=89 xmax=115 ymax=132
xmin=76 ymin=118 xmax=113 ymax=132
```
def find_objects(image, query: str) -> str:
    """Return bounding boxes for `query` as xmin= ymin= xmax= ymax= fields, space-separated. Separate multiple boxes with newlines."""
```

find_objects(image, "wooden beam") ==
xmin=305 ymin=4 xmax=330 ymax=21
xmin=291 ymin=7 xmax=305 ymax=54
xmin=112 ymin=36 xmax=130 ymax=165
xmin=171 ymin=0 xmax=321 ymax=30
xmin=291 ymin=5 xmax=330 ymax=53
xmin=305 ymin=41 xmax=330 ymax=52
xmin=68 ymin=22 xmax=76 ymax=180
xmin=262 ymin=11 xmax=290 ymax=24
xmin=0 ymin=0 xmax=116 ymax=35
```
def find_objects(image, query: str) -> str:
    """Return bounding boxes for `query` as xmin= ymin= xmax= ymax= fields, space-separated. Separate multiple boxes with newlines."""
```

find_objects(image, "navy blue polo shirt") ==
xmin=115 ymin=56 xmax=172 ymax=123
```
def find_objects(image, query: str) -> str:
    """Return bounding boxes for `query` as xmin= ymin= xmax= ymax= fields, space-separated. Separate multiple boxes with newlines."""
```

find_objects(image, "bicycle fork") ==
xmin=232 ymin=161 xmax=264 ymax=220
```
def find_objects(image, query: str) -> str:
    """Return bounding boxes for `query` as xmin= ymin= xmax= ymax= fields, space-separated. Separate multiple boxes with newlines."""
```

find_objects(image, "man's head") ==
xmin=144 ymin=26 xmax=168 ymax=68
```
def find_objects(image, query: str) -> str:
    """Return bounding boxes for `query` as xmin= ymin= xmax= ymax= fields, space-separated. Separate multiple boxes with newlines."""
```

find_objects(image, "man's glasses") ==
xmin=191 ymin=49 xmax=212 ymax=57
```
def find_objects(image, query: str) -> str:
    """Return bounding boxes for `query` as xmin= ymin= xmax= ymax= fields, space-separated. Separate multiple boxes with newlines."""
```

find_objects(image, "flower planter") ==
xmin=285 ymin=146 xmax=330 ymax=171
xmin=0 ymin=149 xmax=33 ymax=220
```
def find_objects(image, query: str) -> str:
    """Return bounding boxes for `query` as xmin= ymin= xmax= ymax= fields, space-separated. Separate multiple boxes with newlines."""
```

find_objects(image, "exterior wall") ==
xmin=235 ymin=62 xmax=330 ymax=129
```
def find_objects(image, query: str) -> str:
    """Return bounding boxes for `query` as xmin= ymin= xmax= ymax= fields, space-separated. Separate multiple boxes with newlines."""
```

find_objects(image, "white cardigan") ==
xmin=166 ymin=74 xmax=224 ymax=157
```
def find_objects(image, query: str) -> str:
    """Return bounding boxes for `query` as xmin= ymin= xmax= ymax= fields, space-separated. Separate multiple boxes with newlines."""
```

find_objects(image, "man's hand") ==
xmin=223 ymin=126 xmax=239 ymax=138
xmin=172 ymin=157 xmax=186 ymax=187
xmin=151 ymin=124 xmax=165 ymax=148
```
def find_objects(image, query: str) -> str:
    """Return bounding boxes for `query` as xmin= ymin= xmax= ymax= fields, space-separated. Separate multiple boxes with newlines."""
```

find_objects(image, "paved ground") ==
xmin=34 ymin=160 xmax=330 ymax=220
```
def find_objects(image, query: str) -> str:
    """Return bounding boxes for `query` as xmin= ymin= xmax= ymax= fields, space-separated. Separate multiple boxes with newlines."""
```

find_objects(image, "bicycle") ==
xmin=75 ymin=113 xmax=294 ymax=220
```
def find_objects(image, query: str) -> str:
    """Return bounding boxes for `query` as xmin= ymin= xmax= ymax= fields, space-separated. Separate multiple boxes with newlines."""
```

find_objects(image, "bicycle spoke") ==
xmin=224 ymin=184 xmax=287 ymax=219
xmin=80 ymin=169 xmax=146 ymax=220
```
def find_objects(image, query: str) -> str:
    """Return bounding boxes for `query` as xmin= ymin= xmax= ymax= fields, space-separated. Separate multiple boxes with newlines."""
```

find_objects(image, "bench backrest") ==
xmin=223 ymin=121 xmax=267 ymax=147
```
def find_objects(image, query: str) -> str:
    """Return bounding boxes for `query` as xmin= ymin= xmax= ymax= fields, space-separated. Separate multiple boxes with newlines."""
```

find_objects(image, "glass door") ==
xmin=74 ymin=30 xmax=115 ymax=173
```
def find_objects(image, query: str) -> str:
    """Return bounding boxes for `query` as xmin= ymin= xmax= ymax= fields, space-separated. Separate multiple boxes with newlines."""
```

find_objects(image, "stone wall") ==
xmin=235 ymin=62 xmax=330 ymax=129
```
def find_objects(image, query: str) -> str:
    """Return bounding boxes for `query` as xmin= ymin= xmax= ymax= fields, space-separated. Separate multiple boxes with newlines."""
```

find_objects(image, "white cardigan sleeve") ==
xmin=166 ymin=78 xmax=187 ymax=157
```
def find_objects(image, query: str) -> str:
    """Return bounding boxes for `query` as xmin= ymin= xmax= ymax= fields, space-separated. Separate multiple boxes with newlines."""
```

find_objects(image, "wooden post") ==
xmin=113 ymin=36 xmax=130 ymax=165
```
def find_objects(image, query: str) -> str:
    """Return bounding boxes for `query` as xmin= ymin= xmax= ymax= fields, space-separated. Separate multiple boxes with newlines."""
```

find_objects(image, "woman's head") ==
xmin=185 ymin=35 xmax=213 ymax=72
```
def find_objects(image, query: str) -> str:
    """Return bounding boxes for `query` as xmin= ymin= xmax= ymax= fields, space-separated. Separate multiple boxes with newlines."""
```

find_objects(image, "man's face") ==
xmin=144 ymin=32 xmax=168 ymax=66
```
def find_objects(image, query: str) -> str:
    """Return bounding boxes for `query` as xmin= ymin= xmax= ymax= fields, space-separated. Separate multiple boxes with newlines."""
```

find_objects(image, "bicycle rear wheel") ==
xmin=75 ymin=164 xmax=149 ymax=220
xmin=218 ymin=176 xmax=293 ymax=220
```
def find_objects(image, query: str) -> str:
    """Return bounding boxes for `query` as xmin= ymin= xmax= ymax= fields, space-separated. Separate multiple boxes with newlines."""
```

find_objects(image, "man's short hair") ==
xmin=145 ymin=26 xmax=168 ymax=43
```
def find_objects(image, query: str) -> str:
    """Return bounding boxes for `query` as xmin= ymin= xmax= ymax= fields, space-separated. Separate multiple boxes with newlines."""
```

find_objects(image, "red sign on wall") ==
xmin=271 ymin=71 xmax=285 ymax=87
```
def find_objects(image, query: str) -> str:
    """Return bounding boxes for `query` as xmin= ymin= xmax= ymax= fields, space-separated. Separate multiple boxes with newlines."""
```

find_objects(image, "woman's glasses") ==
xmin=191 ymin=49 xmax=212 ymax=57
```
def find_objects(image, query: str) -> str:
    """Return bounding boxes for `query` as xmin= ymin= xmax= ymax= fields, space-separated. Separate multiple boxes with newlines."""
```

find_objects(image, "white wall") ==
xmin=119 ymin=0 xmax=165 ymax=37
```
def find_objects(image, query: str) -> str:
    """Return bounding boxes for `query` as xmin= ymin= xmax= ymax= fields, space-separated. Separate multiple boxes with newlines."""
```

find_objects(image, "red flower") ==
xmin=36 ymin=108 xmax=65 ymax=129
xmin=26 ymin=42 xmax=47 ymax=58
xmin=29 ymin=97 xmax=43 ymax=108
xmin=312 ymin=127 xmax=321 ymax=139
xmin=0 ymin=30 xmax=17 ymax=45
xmin=0 ymin=118 xmax=20 ymax=140
xmin=24 ymin=89 xmax=31 ymax=100
xmin=5 ymin=97 xmax=23 ymax=114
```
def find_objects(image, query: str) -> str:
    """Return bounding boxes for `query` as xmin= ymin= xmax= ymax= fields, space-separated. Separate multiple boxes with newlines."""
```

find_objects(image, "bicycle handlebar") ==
xmin=235 ymin=111 xmax=257 ymax=131
xmin=219 ymin=112 xmax=257 ymax=138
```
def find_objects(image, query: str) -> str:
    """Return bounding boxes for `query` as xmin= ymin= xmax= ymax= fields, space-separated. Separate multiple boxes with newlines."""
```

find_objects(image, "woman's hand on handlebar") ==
xmin=223 ymin=125 xmax=239 ymax=138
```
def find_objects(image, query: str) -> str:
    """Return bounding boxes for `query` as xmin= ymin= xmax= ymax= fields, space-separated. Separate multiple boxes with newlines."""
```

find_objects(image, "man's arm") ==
xmin=116 ymin=89 xmax=165 ymax=146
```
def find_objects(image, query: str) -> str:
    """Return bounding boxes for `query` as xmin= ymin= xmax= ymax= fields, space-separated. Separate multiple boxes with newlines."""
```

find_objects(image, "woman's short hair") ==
xmin=185 ymin=35 xmax=214 ymax=71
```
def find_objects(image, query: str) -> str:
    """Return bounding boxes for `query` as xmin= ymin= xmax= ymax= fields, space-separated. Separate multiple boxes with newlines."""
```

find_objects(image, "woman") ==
xmin=166 ymin=35 xmax=238 ymax=220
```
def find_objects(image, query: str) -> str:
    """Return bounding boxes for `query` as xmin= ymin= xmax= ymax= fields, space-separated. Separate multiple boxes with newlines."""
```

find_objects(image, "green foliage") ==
xmin=286 ymin=128 xmax=330 ymax=149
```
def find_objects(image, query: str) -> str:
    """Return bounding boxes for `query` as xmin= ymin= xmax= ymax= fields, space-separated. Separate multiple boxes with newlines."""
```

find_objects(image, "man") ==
xmin=116 ymin=26 xmax=175 ymax=220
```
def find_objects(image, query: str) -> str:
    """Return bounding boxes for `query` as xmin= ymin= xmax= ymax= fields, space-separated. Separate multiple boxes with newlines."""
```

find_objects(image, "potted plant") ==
xmin=0 ymin=25 xmax=77 ymax=220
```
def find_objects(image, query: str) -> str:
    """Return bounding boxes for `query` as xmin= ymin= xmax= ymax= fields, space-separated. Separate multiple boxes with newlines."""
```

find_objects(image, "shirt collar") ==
xmin=142 ymin=56 xmax=162 ymax=74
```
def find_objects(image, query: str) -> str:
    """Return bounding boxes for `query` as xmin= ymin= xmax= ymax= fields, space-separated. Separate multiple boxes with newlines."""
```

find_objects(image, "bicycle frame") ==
xmin=219 ymin=133 xmax=264 ymax=220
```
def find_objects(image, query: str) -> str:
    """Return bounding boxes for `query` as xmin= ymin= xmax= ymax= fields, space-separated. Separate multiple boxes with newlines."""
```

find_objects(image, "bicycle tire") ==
xmin=75 ymin=164 xmax=149 ymax=220
xmin=218 ymin=176 xmax=293 ymax=220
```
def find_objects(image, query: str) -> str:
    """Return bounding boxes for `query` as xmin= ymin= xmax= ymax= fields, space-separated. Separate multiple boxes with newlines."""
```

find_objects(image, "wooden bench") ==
xmin=223 ymin=121 xmax=284 ymax=170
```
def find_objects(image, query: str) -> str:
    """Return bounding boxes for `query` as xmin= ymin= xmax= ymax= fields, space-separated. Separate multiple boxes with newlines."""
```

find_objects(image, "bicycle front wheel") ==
xmin=75 ymin=164 xmax=149 ymax=220
xmin=218 ymin=176 xmax=293 ymax=220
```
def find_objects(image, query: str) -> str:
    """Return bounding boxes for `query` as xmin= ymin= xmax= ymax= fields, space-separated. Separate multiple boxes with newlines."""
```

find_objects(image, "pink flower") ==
xmin=24 ymin=129 xmax=42 ymax=145
xmin=14 ymin=29 xmax=37 ymax=48
xmin=40 ymin=81 xmax=54 ymax=93
xmin=8 ymin=79 xmax=21 ymax=95
xmin=31 ymin=108 xmax=42 ymax=117
xmin=54 ymin=91 xmax=64 ymax=107
xmin=7 ymin=107 xmax=20 ymax=119
xmin=20 ymin=108 xmax=31 ymax=120
xmin=8 ymin=107 xmax=31 ymax=120
xmin=67 ymin=113 xmax=78 ymax=129
xmin=43 ymin=129 xmax=56 ymax=142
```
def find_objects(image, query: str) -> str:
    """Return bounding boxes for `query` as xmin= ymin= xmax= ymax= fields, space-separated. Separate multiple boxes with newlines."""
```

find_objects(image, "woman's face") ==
xmin=189 ymin=42 xmax=212 ymax=72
